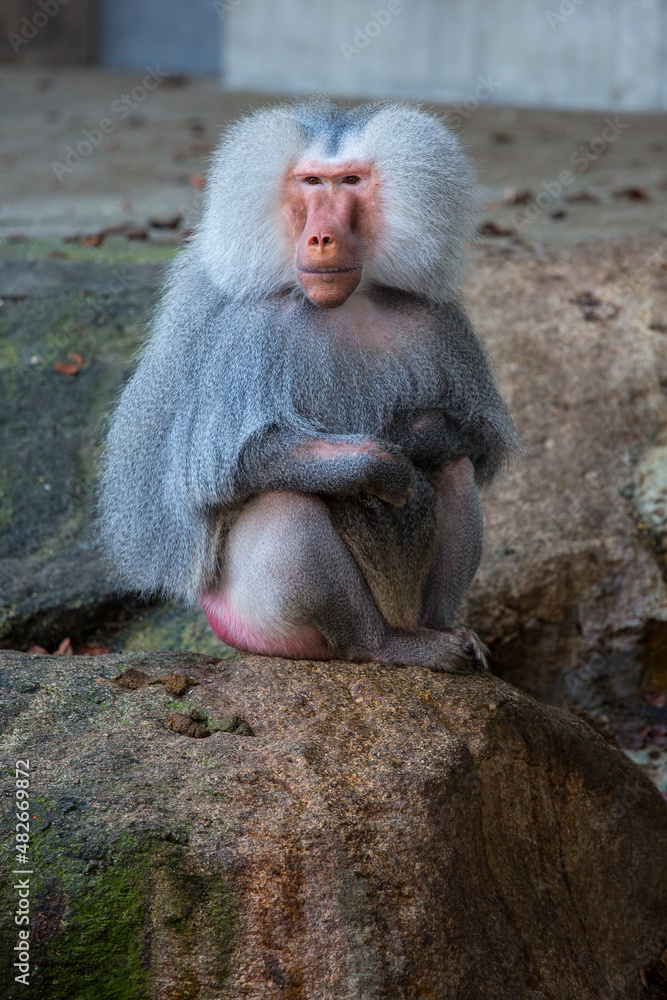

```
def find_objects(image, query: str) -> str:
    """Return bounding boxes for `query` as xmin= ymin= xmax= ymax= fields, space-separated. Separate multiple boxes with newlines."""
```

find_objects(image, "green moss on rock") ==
xmin=0 ymin=829 xmax=236 ymax=1000
xmin=0 ymin=236 xmax=179 ymax=266
xmin=117 ymin=603 xmax=235 ymax=658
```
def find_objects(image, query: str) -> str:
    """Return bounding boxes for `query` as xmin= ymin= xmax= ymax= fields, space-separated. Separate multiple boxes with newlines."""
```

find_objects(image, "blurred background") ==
xmin=2 ymin=0 xmax=667 ymax=107
xmin=1 ymin=2 xmax=666 ymax=786
xmin=0 ymin=0 xmax=666 ymax=242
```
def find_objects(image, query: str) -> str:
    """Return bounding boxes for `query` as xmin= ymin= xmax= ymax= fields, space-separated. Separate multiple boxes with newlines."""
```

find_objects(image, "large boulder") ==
xmin=0 ymin=248 xmax=163 ymax=648
xmin=1 ymin=649 xmax=666 ymax=999
xmin=463 ymin=235 xmax=667 ymax=708
xmin=0 ymin=245 xmax=240 ymax=658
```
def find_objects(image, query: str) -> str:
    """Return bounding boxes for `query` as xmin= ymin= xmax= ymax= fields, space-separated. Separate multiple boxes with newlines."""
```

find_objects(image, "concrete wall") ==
xmin=221 ymin=0 xmax=667 ymax=111
xmin=99 ymin=0 xmax=221 ymax=75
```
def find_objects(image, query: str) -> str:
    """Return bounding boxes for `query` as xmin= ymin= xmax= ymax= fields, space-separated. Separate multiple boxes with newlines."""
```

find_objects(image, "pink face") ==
xmin=281 ymin=160 xmax=380 ymax=309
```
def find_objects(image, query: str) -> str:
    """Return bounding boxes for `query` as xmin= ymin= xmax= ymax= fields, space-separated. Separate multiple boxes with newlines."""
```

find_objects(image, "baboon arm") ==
xmin=234 ymin=429 xmax=415 ymax=507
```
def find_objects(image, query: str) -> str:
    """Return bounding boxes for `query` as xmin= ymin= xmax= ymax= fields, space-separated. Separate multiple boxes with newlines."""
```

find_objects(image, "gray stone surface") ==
xmin=0 ymin=259 xmax=164 ymax=297
xmin=0 ymin=250 xmax=160 ymax=647
xmin=0 ymin=242 xmax=236 ymax=658
xmin=461 ymin=236 xmax=667 ymax=710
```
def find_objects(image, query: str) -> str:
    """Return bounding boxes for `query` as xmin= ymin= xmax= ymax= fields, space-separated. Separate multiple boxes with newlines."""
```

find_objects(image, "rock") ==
xmin=1 ymin=649 xmax=665 ymax=999
xmin=634 ymin=443 xmax=667 ymax=585
xmin=0 ymin=249 xmax=161 ymax=648
xmin=0 ymin=259 xmax=164 ymax=298
xmin=110 ymin=598 xmax=230 ymax=658
xmin=463 ymin=237 xmax=667 ymax=708
xmin=0 ymin=245 xmax=235 ymax=659
xmin=632 ymin=439 xmax=667 ymax=693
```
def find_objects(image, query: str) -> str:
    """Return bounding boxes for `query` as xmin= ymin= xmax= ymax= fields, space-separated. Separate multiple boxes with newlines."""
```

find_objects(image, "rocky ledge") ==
xmin=1 ymin=649 xmax=666 ymax=999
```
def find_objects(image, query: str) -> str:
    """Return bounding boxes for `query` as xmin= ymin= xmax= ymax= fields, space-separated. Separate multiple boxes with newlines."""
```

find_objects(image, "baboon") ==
xmin=100 ymin=99 xmax=518 ymax=672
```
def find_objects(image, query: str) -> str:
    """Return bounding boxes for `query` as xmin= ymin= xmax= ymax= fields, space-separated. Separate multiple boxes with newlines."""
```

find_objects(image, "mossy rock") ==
xmin=0 ymin=253 xmax=237 ymax=659
xmin=1 ymin=648 xmax=666 ymax=999
xmin=0 ymin=259 xmax=156 ymax=648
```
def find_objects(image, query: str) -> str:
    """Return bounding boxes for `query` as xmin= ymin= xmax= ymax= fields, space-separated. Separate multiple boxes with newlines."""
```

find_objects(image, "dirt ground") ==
xmin=1 ymin=66 xmax=666 ymax=243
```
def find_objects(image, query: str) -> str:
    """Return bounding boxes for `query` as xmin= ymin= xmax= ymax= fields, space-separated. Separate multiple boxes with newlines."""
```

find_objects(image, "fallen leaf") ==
xmin=565 ymin=190 xmax=600 ymax=204
xmin=27 ymin=644 xmax=48 ymax=654
xmin=478 ymin=220 xmax=516 ymax=237
xmin=149 ymin=213 xmax=182 ymax=230
xmin=112 ymin=668 xmax=198 ymax=694
xmin=54 ymin=360 xmax=80 ymax=376
xmin=78 ymin=644 xmax=109 ymax=656
xmin=613 ymin=185 xmax=650 ymax=201
xmin=640 ymin=967 xmax=648 ymax=989
xmin=55 ymin=637 xmax=73 ymax=655
xmin=502 ymin=187 xmax=532 ymax=205
xmin=68 ymin=352 xmax=83 ymax=366
xmin=80 ymin=233 xmax=104 ymax=247
xmin=125 ymin=227 xmax=148 ymax=240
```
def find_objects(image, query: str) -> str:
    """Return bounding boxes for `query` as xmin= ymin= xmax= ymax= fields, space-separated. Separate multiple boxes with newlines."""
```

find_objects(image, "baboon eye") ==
xmin=304 ymin=176 xmax=321 ymax=184
xmin=342 ymin=175 xmax=360 ymax=185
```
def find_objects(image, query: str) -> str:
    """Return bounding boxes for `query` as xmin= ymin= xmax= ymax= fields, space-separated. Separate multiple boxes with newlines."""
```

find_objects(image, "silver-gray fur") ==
xmin=199 ymin=99 xmax=478 ymax=305
xmin=99 ymin=98 xmax=517 ymax=667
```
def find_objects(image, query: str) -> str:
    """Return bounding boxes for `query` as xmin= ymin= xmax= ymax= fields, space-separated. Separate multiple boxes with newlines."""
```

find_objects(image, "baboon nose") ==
xmin=307 ymin=232 xmax=336 ymax=248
